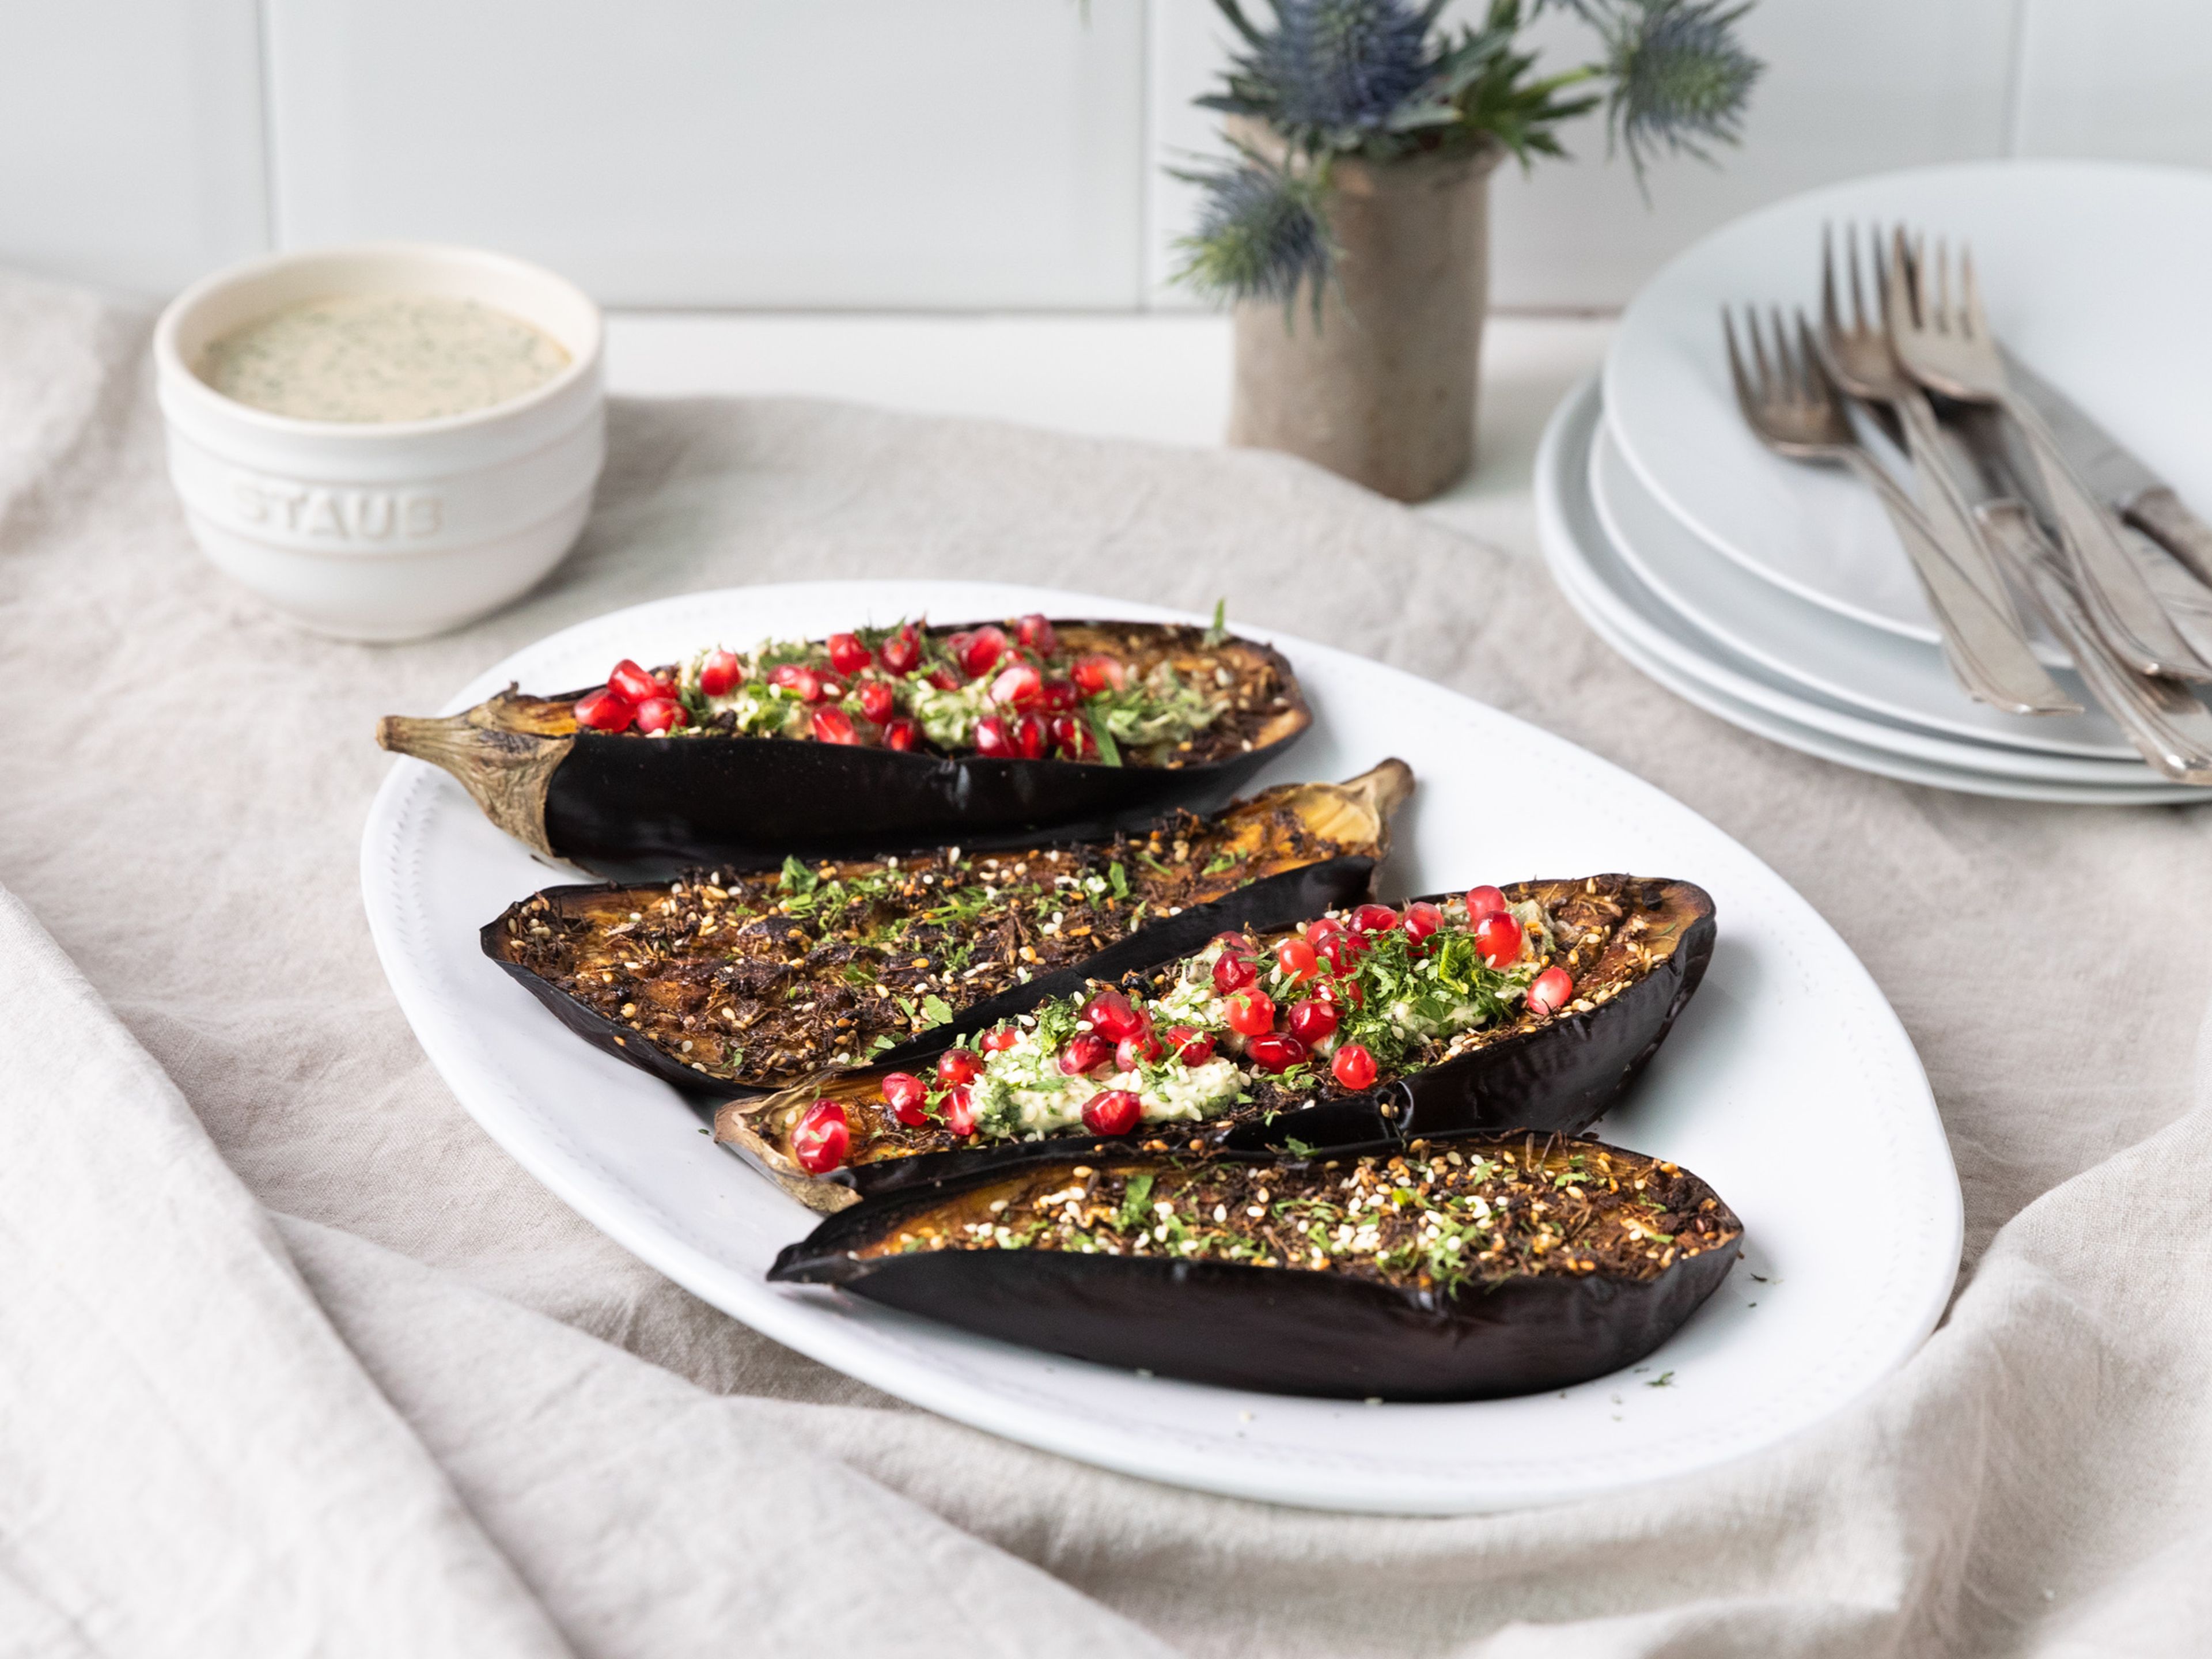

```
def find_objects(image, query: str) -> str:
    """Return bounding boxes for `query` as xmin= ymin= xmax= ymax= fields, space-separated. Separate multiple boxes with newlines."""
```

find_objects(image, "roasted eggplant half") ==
xmin=771 ymin=1134 xmax=1742 ymax=1400
xmin=380 ymin=616 xmax=1311 ymax=880
xmin=719 ymin=874 xmax=1714 ymax=1210
xmin=482 ymin=761 xmax=1412 ymax=1095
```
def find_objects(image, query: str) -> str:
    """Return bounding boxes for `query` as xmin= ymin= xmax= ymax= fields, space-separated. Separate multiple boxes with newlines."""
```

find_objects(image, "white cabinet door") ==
xmin=2013 ymin=0 xmax=2212 ymax=165
xmin=0 ymin=0 xmax=268 ymax=296
xmin=265 ymin=0 xmax=1148 ymax=309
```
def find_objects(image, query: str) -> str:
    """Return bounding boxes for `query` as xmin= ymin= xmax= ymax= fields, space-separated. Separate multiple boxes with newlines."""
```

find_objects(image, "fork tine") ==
xmin=1893 ymin=228 xmax=1929 ymax=332
xmin=1960 ymin=244 xmax=1985 ymax=342
xmin=1849 ymin=222 xmax=1870 ymax=335
xmin=1767 ymin=307 xmax=1791 ymax=401
xmin=1747 ymin=302 xmax=1775 ymax=398
xmin=1722 ymin=308 xmax=1757 ymax=420
xmin=1934 ymin=237 xmax=1951 ymax=334
xmin=1794 ymin=313 xmax=1832 ymax=402
xmin=1820 ymin=222 xmax=1842 ymax=342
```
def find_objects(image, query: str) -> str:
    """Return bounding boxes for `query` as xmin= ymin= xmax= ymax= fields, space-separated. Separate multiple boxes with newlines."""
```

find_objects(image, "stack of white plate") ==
xmin=1536 ymin=160 xmax=2212 ymax=805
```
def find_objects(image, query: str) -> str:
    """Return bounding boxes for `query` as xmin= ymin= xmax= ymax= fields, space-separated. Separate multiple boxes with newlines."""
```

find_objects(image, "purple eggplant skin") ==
xmin=378 ymin=622 xmax=1312 ymax=883
xmin=731 ymin=877 xmax=1714 ymax=1208
xmin=769 ymin=1147 xmax=1740 ymax=1402
xmin=541 ymin=729 xmax=1302 ymax=883
xmin=477 ymin=850 xmax=1381 ymax=1100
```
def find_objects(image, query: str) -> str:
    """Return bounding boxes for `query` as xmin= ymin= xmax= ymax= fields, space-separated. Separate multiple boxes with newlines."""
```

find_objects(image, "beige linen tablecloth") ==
xmin=5 ymin=270 xmax=2211 ymax=1657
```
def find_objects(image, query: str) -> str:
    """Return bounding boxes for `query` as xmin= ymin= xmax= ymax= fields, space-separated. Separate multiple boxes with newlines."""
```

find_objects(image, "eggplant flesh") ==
xmin=771 ymin=1134 xmax=1743 ymax=1400
xmin=378 ymin=620 xmax=1312 ymax=881
xmin=480 ymin=762 xmax=1412 ymax=1097
xmin=719 ymin=874 xmax=1714 ymax=1211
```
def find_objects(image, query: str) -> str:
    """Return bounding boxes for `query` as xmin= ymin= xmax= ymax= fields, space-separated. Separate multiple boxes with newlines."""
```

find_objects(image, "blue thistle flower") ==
xmin=1170 ymin=152 xmax=1335 ymax=316
xmin=1259 ymin=0 xmax=1438 ymax=133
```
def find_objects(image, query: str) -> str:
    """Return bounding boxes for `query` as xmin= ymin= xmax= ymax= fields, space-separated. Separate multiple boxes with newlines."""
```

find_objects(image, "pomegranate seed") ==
xmin=811 ymin=706 xmax=858 ymax=744
xmin=1080 ymin=988 xmax=1145 ymax=1043
xmin=1403 ymin=901 xmax=1445 ymax=950
xmin=1165 ymin=1026 xmax=1215 ymax=1066
xmin=768 ymin=662 xmax=820 ymax=703
xmin=1050 ymin=714 xmax=1097 ymax=759
xmin=1475 ymin=912 xmax=1523 ymax=968
xmin=698 ymin=649 xmax=743 ymax=696
xmin=634 ymin=696 xmax=688 ymax=734
xmin=1040 ymin=677 xmax=1079 ymax=712
xmin=979 ymin=1025 xmax=1021 ymax=1053
xmin=817 ymin=675 xmax=850 ymax=703
xmin=935 ymin=1048 xmax=982 ymax=1085
xmin=1116 ymin=1031 xmax=1165 ymax=1070
xmin=882 ymin=717 xmax=921 ymax=752
xmin=1245 ymin=1032 xmax=1306 ymax=1073
xmin=1081 ymin=1089 xmax=1143 ymax=1137
xmin=1013 ymin=711 xmax=1048 ymax=760
xmin=1350 ymin=903 xmax=1400 ymax=935
xmin=1071 ymin=653 xmax=1126 ymax=694
xmin=1016 ymin=612 xmax=1059 ymax=656
xmin=942 ymin=1084 xmax=977 ymax=1137
xmin=652 ymin=673 xmax=680 ymax=700
xmin=1075 ymin=1092 xmax=1141 ymax=1141
xmin=858 ymin=681 xmax=896 ymax=724
xmin=959 ymin=625 xmax=1009 ymax=679
xmin=1224 ymin=989 xmax=1275 ymax=1037
xmin=790 ymin=1100 xmax=849 ymax=1174
xmin=1315 ymin=931 xmax=1363 ymax=975
xmin=826 ymin=632 xmax=872 ymax=674
xmin=1528 ymin=966 xmax=1575 ymax=1016
xmin=878 ymin=626 xmax=922 ymax=676
xmin=1465 ymin=885 xmax=1508 ymax=923
xmin=1305 ymin=917 xmax=1348 ymax=946
xmin=990 ymin=661 xmax=1044 ymax=710
xmin=1211 ymin=930 xmax=1253 ymax=950
xmin=974 ymin=717 xmax=1012 ymax=757
xmin=881 ymin=1072 xmax=929 ymax=1127
xmin=608 ymin=659 xmax=659 ymax=703
xmin=1274 ymin=938 xmax=1320 ymax=984
xmin=1331 ymin=1043 xmax=1378 ymax=1090
xmin=1317 ymin=974 xmax=1365 ymax=1010
xmin=574 ymin=688 xmax=637 ymax=732
xmin=1212 ymin=950 xmax=1257 ymax=994
xmin=926 ymin=666 xmax=961 ymax=691
xmin=1059 ymin=1033 xmax=1113 ymax=1075
xmin=1287 ymin=997 xmax=1338 ymax=1046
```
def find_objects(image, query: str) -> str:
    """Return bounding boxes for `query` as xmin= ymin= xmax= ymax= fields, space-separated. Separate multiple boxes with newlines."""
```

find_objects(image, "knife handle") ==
xmin=2123 ymin=487 xmax=2212 ymax=592
xmin=2005 ymin=396 xmax=2212 ymax=682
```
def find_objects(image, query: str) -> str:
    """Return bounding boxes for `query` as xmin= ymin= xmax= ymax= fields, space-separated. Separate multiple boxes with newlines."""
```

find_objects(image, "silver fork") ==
xmin=1816 ymin=223 xmax=2019 ymax=620
xmin=1885 ymin=232 xmax=2212 ymax=683
xmin=1724 ymin=306 xmax=2080 ymax=715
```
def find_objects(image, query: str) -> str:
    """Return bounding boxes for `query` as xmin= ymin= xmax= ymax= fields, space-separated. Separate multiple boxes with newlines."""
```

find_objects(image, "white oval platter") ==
xmin=362 ymin=577 xmax=1963 ymax=1513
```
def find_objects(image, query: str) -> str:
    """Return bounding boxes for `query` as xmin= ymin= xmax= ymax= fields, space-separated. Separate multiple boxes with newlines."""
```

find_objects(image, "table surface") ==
xmin=603 ymin=313 xmax=1613 ymax=561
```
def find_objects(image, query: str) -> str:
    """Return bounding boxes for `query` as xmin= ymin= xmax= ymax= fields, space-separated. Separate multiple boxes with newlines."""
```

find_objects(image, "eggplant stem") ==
xmin=714 ymin=1099 xmax=860 ymax=1213
xmin=376 ymin=687 xmax=573 ymax=859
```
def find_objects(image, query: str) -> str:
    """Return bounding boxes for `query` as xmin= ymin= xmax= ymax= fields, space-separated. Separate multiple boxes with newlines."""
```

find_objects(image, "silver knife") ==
xmin=2003 ymin=349 xmax=2212 ymax=589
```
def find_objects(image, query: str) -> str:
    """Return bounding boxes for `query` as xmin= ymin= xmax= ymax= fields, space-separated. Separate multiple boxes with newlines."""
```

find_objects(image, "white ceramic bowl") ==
xmin=154 ymin=243 xmax=605 ymax=641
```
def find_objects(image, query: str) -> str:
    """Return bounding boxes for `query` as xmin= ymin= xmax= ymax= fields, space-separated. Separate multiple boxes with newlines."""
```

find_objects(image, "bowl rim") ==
xmin=153 ymin=240 xmax=604 ymax=444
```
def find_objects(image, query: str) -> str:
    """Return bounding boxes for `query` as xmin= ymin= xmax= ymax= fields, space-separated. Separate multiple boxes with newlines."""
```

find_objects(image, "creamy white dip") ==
xmin=198 ymin=293 xmax=570 ymax=423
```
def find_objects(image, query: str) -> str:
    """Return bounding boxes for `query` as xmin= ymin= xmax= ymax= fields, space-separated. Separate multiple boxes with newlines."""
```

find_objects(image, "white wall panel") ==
xmin=2013 ymin=0 xmax=2212 ymax=165
xmin=0 ymin=1 xmax=268 ymax=296
xmin=1147 ymin=0 xmax=2021 ymax=312
xmin=264 ymin=0 xmax=1148 ymax=309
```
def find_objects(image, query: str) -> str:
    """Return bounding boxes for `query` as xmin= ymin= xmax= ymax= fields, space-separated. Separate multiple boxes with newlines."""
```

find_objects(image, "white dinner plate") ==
xmin=1543 ymin=377 xmax=2212 ymax=804
xmin=363 ymin=578 xmax=1963 ymax=1513
xmin=1547 ymin=376 xmax=2203 ymax=794
xmin=1604 ymin=160 xmax=2212 ymax=645
xmin=1588 ymin=423 xmax=2134 ymax=761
